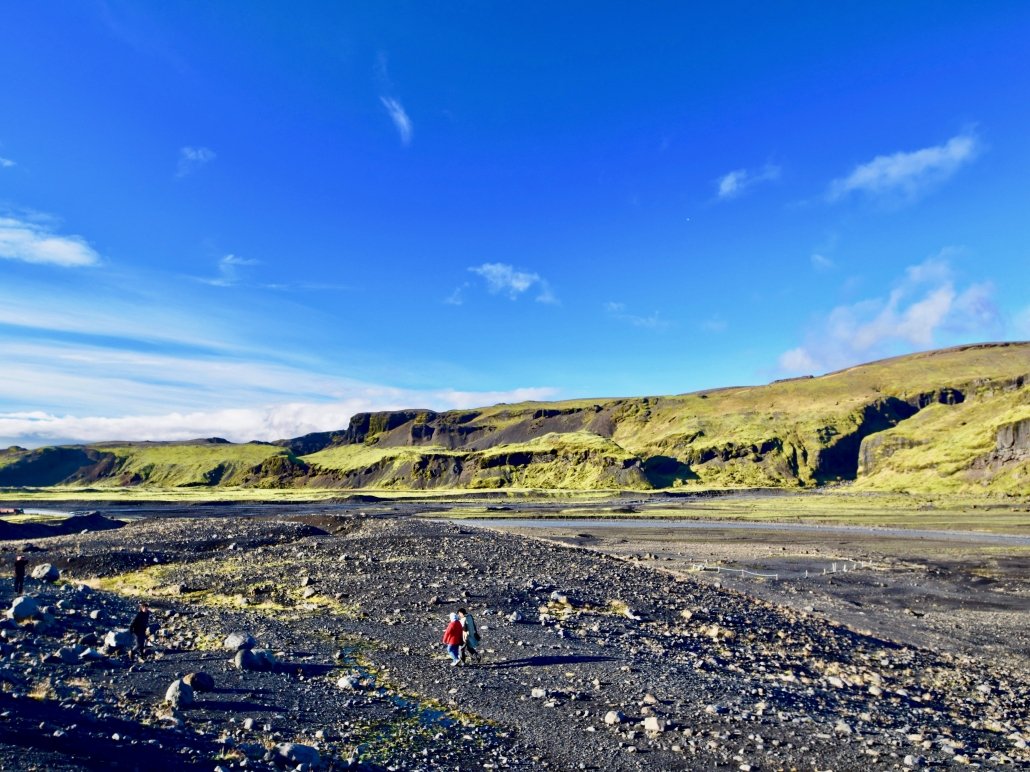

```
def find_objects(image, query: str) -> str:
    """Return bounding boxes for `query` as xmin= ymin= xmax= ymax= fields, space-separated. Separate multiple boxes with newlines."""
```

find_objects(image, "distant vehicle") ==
xmin=0 ymin=507 xmax=25 ymax=515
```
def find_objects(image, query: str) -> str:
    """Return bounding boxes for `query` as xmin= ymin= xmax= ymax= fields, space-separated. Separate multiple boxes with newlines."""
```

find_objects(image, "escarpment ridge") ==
xmin=2 ymin=342 xmax=1028 ymax=494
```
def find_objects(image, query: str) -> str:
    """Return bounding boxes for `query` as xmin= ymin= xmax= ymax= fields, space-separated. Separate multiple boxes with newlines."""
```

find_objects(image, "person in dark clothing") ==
xmin=129 ymin=603 xmax=150 ymax=659
xmin=13 ymin=555 xmax=27 ymax=595
xmin=458 ymin=607 xmax=482 ymax=664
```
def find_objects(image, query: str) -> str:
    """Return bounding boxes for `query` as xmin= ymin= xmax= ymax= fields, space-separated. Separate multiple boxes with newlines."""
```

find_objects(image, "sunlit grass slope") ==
xmin=94 ymin=443 xmax=289 ymax=487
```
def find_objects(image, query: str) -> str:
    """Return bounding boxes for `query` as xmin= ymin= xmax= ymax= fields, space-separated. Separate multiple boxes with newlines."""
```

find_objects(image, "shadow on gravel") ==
xmin=194 ymin=699 xmax=279 ymax=712
xmin=0 ymin=695 xmax=216 ymax=770
xmin=483 ymin=655 xmax=617 ymax=669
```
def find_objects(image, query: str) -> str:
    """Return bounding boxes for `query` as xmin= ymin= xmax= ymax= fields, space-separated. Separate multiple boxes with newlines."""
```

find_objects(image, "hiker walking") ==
xmin=129 ymin=602 xmax=150 ymax=659
xmin=442 ymin=612 xmax=464 ymax=667
xmin=13 ymin=555 xmax=27 ymax=595
xmin=458 ymin=607 xmax=482 ymax=664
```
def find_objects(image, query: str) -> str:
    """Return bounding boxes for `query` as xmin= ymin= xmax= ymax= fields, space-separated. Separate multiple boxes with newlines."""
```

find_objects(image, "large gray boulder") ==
xmin=31 ymin=564 xmax=60 ymax=583
xmin=164 ymin=679 xmax=194 ymax=708
xmin=8 ymin=596 xmax=39 ymax=622
xmin=223 ymin=632 xmax=256 ymax=651
xmin=274 ymin=742 xmax=320 ymax=768
xmin=104 ymin=629 xmax=134 ymax=651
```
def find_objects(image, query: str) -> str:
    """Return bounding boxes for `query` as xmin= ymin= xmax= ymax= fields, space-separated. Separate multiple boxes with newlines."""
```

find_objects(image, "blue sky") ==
xmin=2 ymin=2 xmax=1029 ymax=445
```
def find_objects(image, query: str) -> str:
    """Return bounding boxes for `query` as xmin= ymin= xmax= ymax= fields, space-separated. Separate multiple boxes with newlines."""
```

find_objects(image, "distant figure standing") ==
xmin=458 ymin=607 xmax=482 ymax=664
xmin=442 ymin=612 xmax=464 ymax=667
xmin=13 ymin=555 xmax=27 ymax=595
xmin=129 ymin=603 xmax=150 ymax=659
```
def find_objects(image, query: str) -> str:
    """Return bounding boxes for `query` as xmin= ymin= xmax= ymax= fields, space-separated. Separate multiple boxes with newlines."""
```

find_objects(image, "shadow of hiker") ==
xmin=481 ymin=654 xmax=617 ymax=670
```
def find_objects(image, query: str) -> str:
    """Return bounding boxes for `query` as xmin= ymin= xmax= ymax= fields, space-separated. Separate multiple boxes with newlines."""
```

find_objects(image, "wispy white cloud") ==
xmin=716 ymin=163 xmax=781 ymax=200
xmin=0 ymin=215 xmax=101 ymax=267
xmin=810 ymin=253 xmax=834 ymax=271
xmin=444 ymin=282 xmax=469 ymax=306
xmin=380 ymin=97 xmax=413 ymax=146
xmin=176 ymin=146 xmax=216 ymax=177
xmin=469 ymin=263 xmax=557 ymax=303
xmin=829 ymin=131 xmax=979 ymax=203
xmin=196 ymin=254 xmax=259 ymax=287
xmin=0 ymin=384 xmax=560 ymax=447
xmin=0 ymin=157 xmax=15 ymax=168
xmin=777 ymin=251 xmax=1002 ymax=374
xmin=605 ymin=302 xmax=669 ymax=331
xmin=0 ymin=339 xmax=558 ymax=445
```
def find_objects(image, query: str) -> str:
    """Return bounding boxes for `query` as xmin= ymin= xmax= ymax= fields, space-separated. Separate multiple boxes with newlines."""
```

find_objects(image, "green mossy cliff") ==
xmin=2 ymin=343 xmax=1028 ymax=493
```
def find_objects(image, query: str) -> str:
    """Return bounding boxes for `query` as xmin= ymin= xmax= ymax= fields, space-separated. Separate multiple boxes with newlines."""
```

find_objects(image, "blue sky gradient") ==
xmin=2 ymin=2 xmax=1029 ymax=445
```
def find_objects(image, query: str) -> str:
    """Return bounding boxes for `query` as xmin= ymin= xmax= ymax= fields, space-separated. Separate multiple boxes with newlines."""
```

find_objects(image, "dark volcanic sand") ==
xmin=1 ymin=511 xmax=1028 ymax=770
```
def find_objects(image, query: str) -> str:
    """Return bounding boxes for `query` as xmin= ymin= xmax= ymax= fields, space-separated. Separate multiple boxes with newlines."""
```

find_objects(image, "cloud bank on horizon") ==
xmin=1 ymin=5 xmax=1029 ymax=447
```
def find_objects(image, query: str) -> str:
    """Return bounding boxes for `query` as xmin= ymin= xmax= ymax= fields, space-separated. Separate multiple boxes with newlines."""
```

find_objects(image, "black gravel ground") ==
xmin=1 ymin=513 xmax=1028 ymax=770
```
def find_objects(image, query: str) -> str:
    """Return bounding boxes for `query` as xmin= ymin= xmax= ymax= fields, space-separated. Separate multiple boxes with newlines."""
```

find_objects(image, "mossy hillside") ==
xmin=470 ymin=432 xmax=647 ymax=490
xmin=302 ymin=444 xmax=460 ymax=472
xmin=301 ymin=433 xmax=643 ymax=490
xmin=854 ymin=387 xmax=1030 ymax=493
xmin=329 ymin=343 xmax=1029 ymax=491
xmin=603 ymin=345 xmax=1029 ymax=485
xmin=92 ymin=443 xmax=289 ymax=487
xmin=1 ymin=343 xmax=1027 ymax=493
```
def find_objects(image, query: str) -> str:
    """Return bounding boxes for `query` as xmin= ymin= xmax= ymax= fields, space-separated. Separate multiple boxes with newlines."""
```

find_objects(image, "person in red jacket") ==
xmin=442 ymin=612 xmax=464 ymax=667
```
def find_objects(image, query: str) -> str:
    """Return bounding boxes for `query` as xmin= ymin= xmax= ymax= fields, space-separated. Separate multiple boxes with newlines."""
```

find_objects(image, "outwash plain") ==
xmin=1 ymin=343 xmax=1028 ymax=770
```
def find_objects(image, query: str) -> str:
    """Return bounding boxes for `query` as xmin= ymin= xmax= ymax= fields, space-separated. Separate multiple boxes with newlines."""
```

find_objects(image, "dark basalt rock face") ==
xmin=813 ymin=398 xmax=920 ymax=483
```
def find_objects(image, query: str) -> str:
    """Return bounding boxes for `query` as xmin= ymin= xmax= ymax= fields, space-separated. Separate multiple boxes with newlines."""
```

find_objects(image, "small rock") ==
xmin=275 ymin=742 xmax=320 ymax=768
xmin=164 ymin=679 xmax=194 ymax=708
xmin=643 ymin=716 xmax=667 ymax=733
xmin=31 ymin=564 xmax=60 ymax=583
xmin=223 ymin=632 xmax=256 ymax=651
xmin=337 ymin=675 xmax=360 ymax=691
xmin=604 ymin=711 xmax=626 ymax=725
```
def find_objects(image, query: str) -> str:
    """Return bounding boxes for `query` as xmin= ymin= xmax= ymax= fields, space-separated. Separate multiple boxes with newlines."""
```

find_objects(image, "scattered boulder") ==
xmin=274 ymin=742 xmax=320 ymax=768
xmin=234 ymin=648 xmax=276 ymax=672
xmin=233 ymin=649 xmax=261 ymax=671
xmin=508 ymin=610 xmax=524 ymax=623
xmin=104 ymin=629 xmax=134 ymax=651
xmin=164 ymin=679 xmax=194 ymax=708
xmin=31 ymin=564 xmax=60 ymax=583
xmin=643 ymin=716 xmax=667 ymax=733
xmin=183 ymin=672 xmax=215 ymax=692
xmin=56 ymin=645 xmax=85 ymax=664
xmin=604 ymin=710 xmax=626 ymax=725
xmin=8 ymin=596 xmax=40 ymax=622
xmin=223 ymin=632 xmax=256 ymax=651
xmin=531 ymin=687 xmax=548 ymax=699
